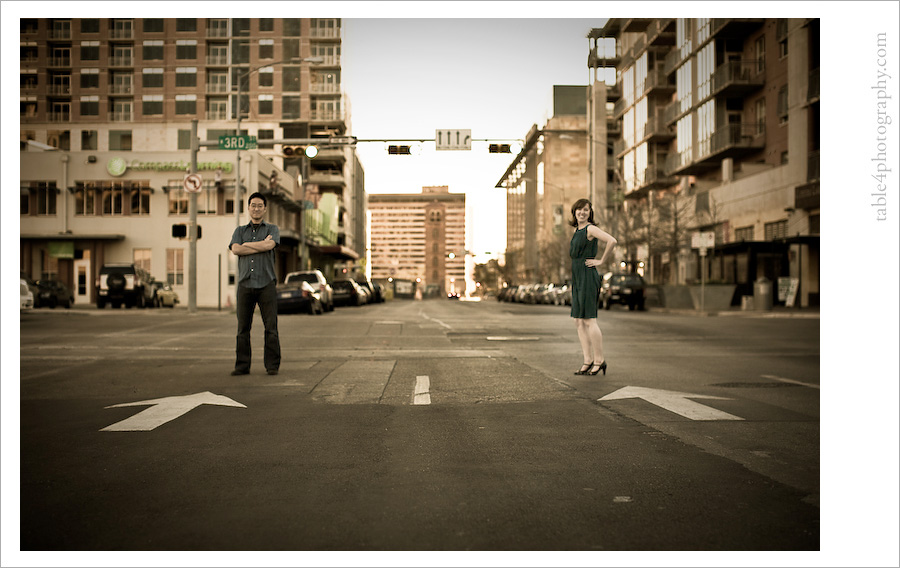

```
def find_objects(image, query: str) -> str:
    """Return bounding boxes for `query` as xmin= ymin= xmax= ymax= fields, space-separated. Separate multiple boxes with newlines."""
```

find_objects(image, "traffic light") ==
xmin=283 ymin=145 xmax=318 ymax=158
xmin=489 ymin=143 xmax=512 ymax=153
xmin=172 ymin=224 xmax=201 ymax=239
xmin=388 ymin=145 xmax=412 ymax=155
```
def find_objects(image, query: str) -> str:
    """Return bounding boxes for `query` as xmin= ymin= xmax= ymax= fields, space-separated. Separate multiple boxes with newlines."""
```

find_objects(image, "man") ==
xmin=229 ymin=192 xmax=280 ymax=376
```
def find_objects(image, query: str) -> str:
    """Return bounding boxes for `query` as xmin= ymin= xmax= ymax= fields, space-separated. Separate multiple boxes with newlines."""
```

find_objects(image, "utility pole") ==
xmin=189 ymin=119 xmax=198 ymax=313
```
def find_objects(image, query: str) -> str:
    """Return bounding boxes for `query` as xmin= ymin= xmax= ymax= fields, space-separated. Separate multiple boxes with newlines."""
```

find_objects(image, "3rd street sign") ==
xmin=218 ymin=135 xmax=257 ymax=150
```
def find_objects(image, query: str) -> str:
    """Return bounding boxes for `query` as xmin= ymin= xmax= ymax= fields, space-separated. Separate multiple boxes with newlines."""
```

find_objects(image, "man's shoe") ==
xmin=267 ymin=369 xmax=279 ymax=376
xmin=231 ymin=369 xmax=249 ymax=376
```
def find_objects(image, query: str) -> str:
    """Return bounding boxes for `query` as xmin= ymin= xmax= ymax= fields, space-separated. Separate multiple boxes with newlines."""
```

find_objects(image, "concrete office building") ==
xmin=588 ymin=18 xmax=820 ymax=307
xmin=497 ymin=85 xmax=591 ymax=285
xmin=368 ymin=187 xmax=467 ymax=297
xmin=19 ymin=17 xmax=364 ymax=307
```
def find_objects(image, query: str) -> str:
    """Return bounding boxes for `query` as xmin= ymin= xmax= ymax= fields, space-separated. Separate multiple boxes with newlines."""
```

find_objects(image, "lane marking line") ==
xmin=761 ymin=374 xmax=820 ymax=389
xmin=413 ymin=375 xmax=431 ymax=405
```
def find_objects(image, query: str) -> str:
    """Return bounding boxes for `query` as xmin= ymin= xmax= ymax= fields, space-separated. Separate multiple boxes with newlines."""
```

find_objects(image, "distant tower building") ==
xmin=368 ymin=186 xmax=467 ymax=297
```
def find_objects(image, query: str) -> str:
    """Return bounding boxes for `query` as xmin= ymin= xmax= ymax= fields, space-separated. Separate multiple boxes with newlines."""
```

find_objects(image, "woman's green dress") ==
xmin=570 ymin=225 xmax=601 ymax=319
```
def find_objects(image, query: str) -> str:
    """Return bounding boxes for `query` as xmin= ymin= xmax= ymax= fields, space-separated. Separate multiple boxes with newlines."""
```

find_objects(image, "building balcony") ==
xmin=109 ymin=56 xmax=134 ymax=67
xmin=207 ymin=27 xmax=229 ymax=38
xmin=109 ymin=110 xmax=132 ymax=121
xmin=311 ymin=83 xmax=341 ymax=95
xmin=48 ymin=84 xmax=71 ymax=96
xmin=613 ymin=97 xmax=628 ymax=119
xmin=643 ymin=67 xmax=676 ymax=97
xmin=314 ymin=147 xmax=346 ymax=162
xmin=48 ymin=56 xmax=71 ymax=68
xmin=109 ymin=28 xmax=134 ymax=39
xmin=309 ymin=27 xmax=341 ymax=39
xmin=795 ymin=182 xmax=819 ymax=211
xmin=664 ymin=47 xmax=689 ymax=77
xmin=206 ymin=54 xmax=229 ymax=66
xmin=711 ymin=59 xmax=765 ymax=98
xmin=642 ymin=114 xmax=675 ymax=142
xmin=622 ymin=18 xmax=652 ymax=32
xmin=642 ymin=165 xmax=679 ymax=190
xmin=646 ymin=19 xmax=676 ymax=46
xmin=48 ymin=28 xmax=72 ymax=40
xmin=705 ymin=122 xmax=765 ymax=159
xmin=807 ymin=67 xmax=820 ymax=104
xmin=663 ymin=99 xmax=690 ymax=126
xmin=110 ymin=84 xmax=133 ymax=95
xmin=310 ymin=108 xmax=345 ymax=122
xmin=307 ymin=170 xmax=346 ymax=188
xmin=587 ymin=44 xmax=621 ymax=68
xmin=613 ymin=138 xmax=627 ymax=158
xmin=710 ymin=18 xmax=765 ymax=39
xmin=48 ymin=111 xmax=70 ymax=122
xmin=206 ymin=83 xmax=228 ymax=94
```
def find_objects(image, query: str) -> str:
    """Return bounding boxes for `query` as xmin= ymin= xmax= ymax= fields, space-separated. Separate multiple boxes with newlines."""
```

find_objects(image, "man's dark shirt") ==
xmin=229 ymin=221 xmax=280 ymax=288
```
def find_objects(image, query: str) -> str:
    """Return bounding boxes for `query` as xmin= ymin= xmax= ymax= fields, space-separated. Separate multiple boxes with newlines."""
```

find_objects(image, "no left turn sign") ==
xmin=183 ymin=173 xmax=203 ymax=193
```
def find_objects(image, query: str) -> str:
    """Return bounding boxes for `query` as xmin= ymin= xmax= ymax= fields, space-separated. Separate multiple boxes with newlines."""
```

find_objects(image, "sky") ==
xmin=341 ymin=18 xmax=606 ymax=262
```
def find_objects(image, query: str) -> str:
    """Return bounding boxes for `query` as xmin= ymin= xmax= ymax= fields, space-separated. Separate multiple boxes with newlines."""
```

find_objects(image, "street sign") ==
xmin=435 ymin=129 xmax=471 ymax=151
xmin=218 ymin=135 xmax=257 ymax=150
xmin=183 ymin=173 xmax=203 ymax=193
xmin=691 ymin=231 xmax=715 ymax=249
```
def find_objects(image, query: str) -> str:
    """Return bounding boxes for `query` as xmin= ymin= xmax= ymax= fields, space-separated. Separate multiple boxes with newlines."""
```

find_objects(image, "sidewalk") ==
xmin=648 ymin=305 xmax=820 ymax=318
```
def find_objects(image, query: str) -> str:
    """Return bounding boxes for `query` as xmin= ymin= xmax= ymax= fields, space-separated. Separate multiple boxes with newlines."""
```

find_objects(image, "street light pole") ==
xmin=233 ymin=56 xmax=323 ymax=231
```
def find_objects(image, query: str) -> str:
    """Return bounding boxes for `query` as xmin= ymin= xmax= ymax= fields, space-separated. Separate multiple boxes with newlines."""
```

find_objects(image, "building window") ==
xmin=755 ymin=35 xmax=766 ymax=73
xmin=143 ymin=40 xmax=164 ymax=61
xmin=734 ymin=226 xmax=754 ymax=241
xmin=258 ymin=67 xmax=274 ymax=87
xmin=22 ymin=182 xmax=57 ymax=216
xmin=176 ymin=18 xmax=196 ymax=32
xmin=81 ymin=130 xmax=98 ymax=150
xmin=143 ymin=19 xmax=164 ymax=33
xmin=284 ymin=18 xmax=302 ymax=36
xmin=755 ymin=98 xmax=766 ymax=135
xmin=283 ymin=67 xmax=301 ymax=91
xmin=80 ymin=19 xmax=99 ymax=34
xmin=80 ymin=40 xmax=100 ymax=61
xmin=777 ymin=85 xmax=789 ymax=124
xmin=73 ymin=182 xmax=98 ymax=215
xmin=175 ymin=94 xmax=197 ymax=115
xmin=258 ymin=129 xmax=274 ymax=147
xmin=168 ymin=184 xmax=189 ymax=214
xmin=109 ymin=130 xmax=132 ymax=151
xmin=175 ymin=39 xmax=197 ymax=60
xmin=101 ymin=184 xmax=125 ymax=215
xmin=258 ymin=94 xmax=273 ymax=115
xmin=175 ymin=67 xmax=197 ymax=87
xmin=131 ymin=185 xmax=152 ymax=215
xmin=134 ymin=248 xmax=152 ymax=272
xmin=80 ymin=95 xmax=99 ymax=116
xmin=777 ymin=19 xmax=789 ymax=58
xmin=167 ymin=249 xmax=185 ymax=286
xmin=259 ymin=18 xmax=274 ymax=32
xmin=283 ymin=96 xmax=300 ymax=119
xmin=142 ymin=67 xmax=164 ymax=88
xmin=232 ymin=40 xmax=250 ymax=64
xmin=764 ymin=220 xmax=787 ymax=241
xmin=80 ymin=68 xmax=100 ymax=89
xmin=142 ymin=94 xmax=163 ymax=115
xmin=207 ymin=98 xmax=228 ymax=120
xmin=259 ymin=39 xmax=274 ymax=60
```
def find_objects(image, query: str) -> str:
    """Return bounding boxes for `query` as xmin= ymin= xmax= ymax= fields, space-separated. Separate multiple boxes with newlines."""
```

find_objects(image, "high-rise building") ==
xmin=368 ymin=187 xmax=467 ymax=297
xmin=19 ymin=17 xmax=364 ymax=307
xmin=497 ymin=86 xmax=590 ymax=285
xmin=587 ymin=18 xmax=819 ymax=307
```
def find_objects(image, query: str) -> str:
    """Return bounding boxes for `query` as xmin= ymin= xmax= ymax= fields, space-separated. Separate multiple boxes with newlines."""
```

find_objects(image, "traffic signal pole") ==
xmin=188 ymin=119 xmax=199 ymax=314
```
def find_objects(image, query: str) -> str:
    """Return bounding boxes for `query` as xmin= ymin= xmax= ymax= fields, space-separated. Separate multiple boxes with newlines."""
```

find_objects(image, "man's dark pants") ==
xmin=235 ymin=280 xmax=280 ymax=373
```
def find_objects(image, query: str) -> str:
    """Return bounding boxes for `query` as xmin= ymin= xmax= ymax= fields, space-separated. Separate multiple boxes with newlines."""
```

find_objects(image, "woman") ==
xmin=569 ymin=199 xmax=617 ymax=376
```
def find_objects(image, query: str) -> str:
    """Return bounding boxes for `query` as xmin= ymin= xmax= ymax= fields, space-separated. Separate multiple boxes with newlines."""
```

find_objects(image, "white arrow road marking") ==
xmin=598 ymin=386 xmax=744 ymax=421
xmin=413 ymin=375 xmax=431 ymax=405
xmin=101 ymin=391 xmax=246 ymax=431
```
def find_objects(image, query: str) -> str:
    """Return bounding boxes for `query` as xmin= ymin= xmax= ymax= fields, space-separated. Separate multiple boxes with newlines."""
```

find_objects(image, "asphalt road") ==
xmin=18 ymin=299 xmax=820 ymax=553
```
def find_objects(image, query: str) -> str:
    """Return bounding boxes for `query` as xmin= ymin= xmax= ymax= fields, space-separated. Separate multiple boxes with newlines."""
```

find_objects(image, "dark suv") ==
xmin=600 ymin=272 xmax=646 ymax=311
xmin=97 ymin=264 xmax=155 ymax=309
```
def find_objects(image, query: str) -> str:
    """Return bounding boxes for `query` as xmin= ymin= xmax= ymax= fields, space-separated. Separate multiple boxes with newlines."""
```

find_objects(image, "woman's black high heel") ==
xmin=589 ymin=361 xmax=607 ymax=376
xmin=574 ymin=362 xmax=593 ymax=375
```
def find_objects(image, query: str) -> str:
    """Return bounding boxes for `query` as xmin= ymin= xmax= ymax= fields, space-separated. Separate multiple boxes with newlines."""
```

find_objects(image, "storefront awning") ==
xmin=21 ymin=233 xmax=125 ymax=241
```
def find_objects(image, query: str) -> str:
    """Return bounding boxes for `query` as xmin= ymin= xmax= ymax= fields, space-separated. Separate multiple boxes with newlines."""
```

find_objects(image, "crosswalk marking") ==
xmin=413 ymin=375 xmax=431 ymax=405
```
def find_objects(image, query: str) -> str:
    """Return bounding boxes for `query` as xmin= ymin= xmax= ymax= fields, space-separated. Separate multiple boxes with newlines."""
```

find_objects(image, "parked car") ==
xmin=600 ymin=272 xmax=646 ymax=311
xmin=96 ymin=264 xmax=155 ymax=309
xmin=355 ymin=276 xmax=384 ymax=303
xmin=20 ymin=278 xmax=34 ymax=311
xmin=151 ymin=281 xmax=180 ymax=308
xmin=276 ymin=277 xmax=323 ymax=315
xmin=21 ymin=272 xmax=39 ymax=300
xmin=35 ymin=279 xmax=73 ymax=308
xmin=283 ymin=270 xmax=334 ymax=311
xmin=331 ymin=278 xmax=366 ymax=307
